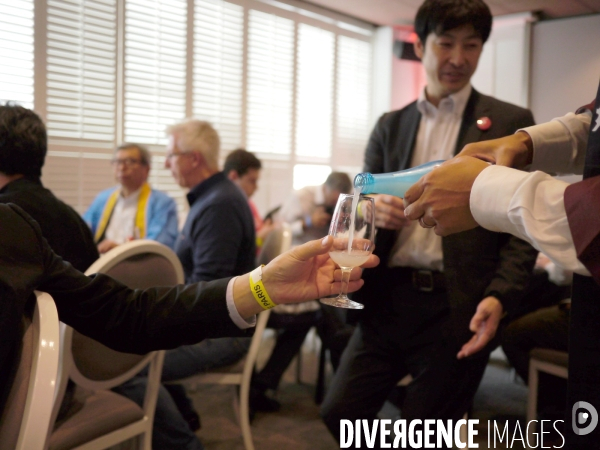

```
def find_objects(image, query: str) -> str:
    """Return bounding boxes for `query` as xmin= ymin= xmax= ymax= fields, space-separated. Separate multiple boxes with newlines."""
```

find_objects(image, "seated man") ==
xmin=502 ymin=253 xmax=572 ymax=430
xmin=84 ymin=143 xmax=178 ymax=252
xmin=115 ymin=120 xmax=257 ymax=448
xmin=224 ymin=148 xmax=275 ymax=251
xmin=0 ymin=103 xmax=98 ymax=273
xmin=248 ymin=172 xmax=354 ymax=413
xmin=278 ymin=171 xmax=352 ymax=245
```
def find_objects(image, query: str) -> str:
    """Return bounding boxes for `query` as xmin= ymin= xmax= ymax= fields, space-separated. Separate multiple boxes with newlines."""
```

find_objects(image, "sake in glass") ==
xmin=320 ymin=193 xmax=375 ymax=309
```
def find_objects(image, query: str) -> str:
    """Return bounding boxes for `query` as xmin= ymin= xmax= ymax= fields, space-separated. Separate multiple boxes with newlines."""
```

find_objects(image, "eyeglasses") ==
xmin=110 ymin=158 xmax=142 ymax=167
xmin=165 ymin=151 xmax=193 ymax=160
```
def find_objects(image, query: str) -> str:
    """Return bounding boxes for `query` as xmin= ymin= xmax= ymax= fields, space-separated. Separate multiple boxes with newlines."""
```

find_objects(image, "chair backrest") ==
xmin=0 ymin=291 xmax=60 ymax=450
xmin=70 ymin=240 xmax=183 ymax=388
xmin=256 ymin=222 xmax=292 ymax=266
xmin=49 ymin=240 xmax=184 ymax=435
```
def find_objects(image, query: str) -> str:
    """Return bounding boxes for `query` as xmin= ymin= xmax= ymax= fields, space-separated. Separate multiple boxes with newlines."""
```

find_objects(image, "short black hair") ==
xmin=325 ymin=172 xmax=352 ymax=194
xmin=223 ymin=148 xmax=262 ymax=177
xmin=0 ymin=103 xmax=47 ymax=177
xmin=414 ymin=0 xmax=492 ymax=46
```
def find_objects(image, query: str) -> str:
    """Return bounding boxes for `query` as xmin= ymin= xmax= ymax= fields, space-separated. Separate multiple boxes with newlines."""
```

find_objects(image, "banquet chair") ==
xmin=169 ymin=223 xmax=293 ymax=450
xmin=526 ymin=348 xmax=568 ymax=443
xmin=256 ymin=222 xmax=292 ymax=266
xmin=46 ymin=240 xmax=184 ymax=450
xmin=0 ymin=291 xmax=60 ymax=450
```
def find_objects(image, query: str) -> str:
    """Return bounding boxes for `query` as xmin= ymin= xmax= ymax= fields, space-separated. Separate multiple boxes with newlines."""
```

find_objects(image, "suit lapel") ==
xmin=454 ymin=89 xmax=488 ymax=154
xmin=396 ymin=103 xmax=421 ymax=170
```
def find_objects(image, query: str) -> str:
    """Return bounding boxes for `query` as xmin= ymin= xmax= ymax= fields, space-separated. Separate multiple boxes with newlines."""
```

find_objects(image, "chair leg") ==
xmin=296 ymin=350 xmax=303 ymax=384
xmin=141 ymin=429 xmax=152 ymax=450
xmin=315 ymin=345 xmax=327 ymax=404
xmin=527 ymin=360 xmax=540 ymax=444
xmin=239 ymin=379 xmax=255 ymax=450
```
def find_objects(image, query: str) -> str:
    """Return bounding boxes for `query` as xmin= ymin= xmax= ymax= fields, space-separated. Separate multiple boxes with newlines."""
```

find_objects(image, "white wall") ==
xmin=529 ymin=14 xmax=600 ymax=124
xmin=471 ymin=12 xmax=534 ymax=109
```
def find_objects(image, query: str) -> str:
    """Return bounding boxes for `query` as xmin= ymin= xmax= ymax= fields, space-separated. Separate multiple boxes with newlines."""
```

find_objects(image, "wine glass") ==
xmin=320 ymin=194 xmax=375 ymax=309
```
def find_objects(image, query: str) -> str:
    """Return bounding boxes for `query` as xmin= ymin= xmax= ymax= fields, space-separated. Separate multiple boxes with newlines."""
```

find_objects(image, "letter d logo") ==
xmin=572 ymin=401 xmax=599 ymax=436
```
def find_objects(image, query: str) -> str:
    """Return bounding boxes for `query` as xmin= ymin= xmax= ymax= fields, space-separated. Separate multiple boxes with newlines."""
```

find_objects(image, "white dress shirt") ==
xmin=470 ymin=111 xmax=592 ymax=276
xmin=104 ymin=187 xmax=140 ymax=244
xmin=389 ymin=84 xmax=472 ymax=271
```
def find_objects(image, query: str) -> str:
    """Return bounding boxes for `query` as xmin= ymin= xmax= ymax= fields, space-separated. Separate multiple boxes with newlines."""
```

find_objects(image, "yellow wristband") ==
xmin=249 ymin=265 xmax=276 ymax=310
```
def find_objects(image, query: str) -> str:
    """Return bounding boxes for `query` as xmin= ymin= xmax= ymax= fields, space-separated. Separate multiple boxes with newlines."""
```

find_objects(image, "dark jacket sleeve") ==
xmin=12 ymin=206 xmax=250 ymax=354
xmin=565 ymin=175 xmax=600 ymax=285
xmin=363 ymin=113 xmax=388 ymax=173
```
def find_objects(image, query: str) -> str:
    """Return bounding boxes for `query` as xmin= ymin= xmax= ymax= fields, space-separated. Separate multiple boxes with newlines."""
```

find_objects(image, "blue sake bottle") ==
xmin=354 ymin=160 xmax=445 ymax=197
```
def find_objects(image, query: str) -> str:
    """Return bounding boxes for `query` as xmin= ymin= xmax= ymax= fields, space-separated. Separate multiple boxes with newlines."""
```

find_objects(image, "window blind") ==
xmin=295 ymin=23 xmax=334 ymax=158
xmin=193 ymin=0 xmax=244 ymax=153
xmin=0 ymin=0 xmax=34 ymax=109
xmin=124 ymin=0 xmax=187 ymax=145
xmin=335 ymin=35 xmax=372 ymax=164
xmin=46 ymin=0 xmax=117 ymax=141
xmin=246 ymin=9 xmax=294 ymax=155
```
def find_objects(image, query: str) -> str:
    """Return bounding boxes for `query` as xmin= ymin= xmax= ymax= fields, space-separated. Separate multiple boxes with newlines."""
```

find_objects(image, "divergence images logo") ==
xmin=572 ymin=401 xmax=598 ymax=436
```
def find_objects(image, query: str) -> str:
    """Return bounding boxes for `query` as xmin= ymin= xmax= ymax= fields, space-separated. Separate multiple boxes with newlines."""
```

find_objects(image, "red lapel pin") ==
xmin=476 ymin=116 xmax=491 ymax=130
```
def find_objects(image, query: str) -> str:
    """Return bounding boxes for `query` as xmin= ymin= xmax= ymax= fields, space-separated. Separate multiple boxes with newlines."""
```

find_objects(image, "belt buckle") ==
xmin=412 ymin=270 xmax=434 ymax=293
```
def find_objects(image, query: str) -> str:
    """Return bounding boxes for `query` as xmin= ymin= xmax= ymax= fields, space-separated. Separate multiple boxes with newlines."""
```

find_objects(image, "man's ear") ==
xmin=414 ymin=37 xmax=424 ymax=60
xmin=227 ymin=170 xmax=239 ymax=181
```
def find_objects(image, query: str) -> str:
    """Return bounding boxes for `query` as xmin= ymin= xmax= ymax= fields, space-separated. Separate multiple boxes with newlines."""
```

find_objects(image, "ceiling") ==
xmin=301 ymin=0 xmax=600 ymax=26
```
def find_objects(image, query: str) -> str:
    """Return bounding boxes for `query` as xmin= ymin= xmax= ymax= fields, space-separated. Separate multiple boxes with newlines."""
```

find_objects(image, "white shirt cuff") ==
xmin=226 ymin=277 xmax=256 ymax=329
xmin=471 ymin=165 xmax=527 ymax=235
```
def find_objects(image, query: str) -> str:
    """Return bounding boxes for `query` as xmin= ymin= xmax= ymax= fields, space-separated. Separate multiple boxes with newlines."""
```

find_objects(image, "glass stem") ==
xmin=340 ymin=267 xmax=352 ymax=297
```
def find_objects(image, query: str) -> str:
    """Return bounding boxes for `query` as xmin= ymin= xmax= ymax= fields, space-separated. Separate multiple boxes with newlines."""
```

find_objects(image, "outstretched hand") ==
xmin=403 ymin=156 xmax=490 ymax=236
xmin=457 ymin=296 xmax=503 ymax=359
xmin=263 ymin=235 xmax=379 ymax=304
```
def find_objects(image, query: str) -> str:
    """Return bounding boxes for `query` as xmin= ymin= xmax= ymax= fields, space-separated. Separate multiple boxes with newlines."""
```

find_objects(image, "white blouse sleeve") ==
xmin=520 ymin=111 xmax=591 ymax=175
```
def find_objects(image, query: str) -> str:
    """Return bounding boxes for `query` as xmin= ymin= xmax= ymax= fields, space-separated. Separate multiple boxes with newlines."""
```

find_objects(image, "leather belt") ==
xmin=390 ymin=267 xmax=446 ymax=293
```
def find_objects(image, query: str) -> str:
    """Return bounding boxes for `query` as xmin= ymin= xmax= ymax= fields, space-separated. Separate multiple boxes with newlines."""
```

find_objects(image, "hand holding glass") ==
xmin=320 ymin=194 xmax=375 ymax=309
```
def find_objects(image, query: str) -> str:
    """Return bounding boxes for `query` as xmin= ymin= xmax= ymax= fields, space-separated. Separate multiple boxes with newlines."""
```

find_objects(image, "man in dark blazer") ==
xmin=321 ymin=0 xmax=538 ymax=445
xmin=0 ymin=103 xmax=98 ymax=273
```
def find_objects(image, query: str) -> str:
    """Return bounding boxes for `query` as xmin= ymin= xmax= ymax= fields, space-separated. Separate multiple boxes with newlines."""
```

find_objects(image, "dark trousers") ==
xmin=502 ymin=304 xmax=569 ymax=417
xmin=254 ymin=306 xmax=355 ymax=391
xmin=566 ymin=275 xmax=600 ymax=449
xmin=321 ymin=280 xmax=490 ymax=449
xmin=253 ymin=310 xmax=320 ymax=391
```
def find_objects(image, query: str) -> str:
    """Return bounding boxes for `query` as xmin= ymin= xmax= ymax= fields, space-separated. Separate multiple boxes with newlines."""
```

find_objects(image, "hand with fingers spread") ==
xmin=403 ymin=156 xmax=490 ymax=236
xmin=458 ymin=131 xmax=533 ymax=168
xmin=373 ymin=194 xmax=411 ymax=230
xmin=457 ymin=296 xmax=503 ymax=359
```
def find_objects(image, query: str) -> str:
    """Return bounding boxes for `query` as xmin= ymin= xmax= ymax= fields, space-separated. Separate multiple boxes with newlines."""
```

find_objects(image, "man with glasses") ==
xmin=84 ymin=143 xmax=178 ymax=253
xmin=116 ymin=120 xmax=256 ymax=450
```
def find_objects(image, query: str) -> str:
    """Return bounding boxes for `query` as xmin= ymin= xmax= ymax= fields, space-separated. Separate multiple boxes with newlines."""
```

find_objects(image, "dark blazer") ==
xmin=0 ymin=203 xmax=248 ymax=415
xmin=355 ymin=88 xmax=539 ymax=346
xmin=0 ymin=177 xmax=99 ymax=272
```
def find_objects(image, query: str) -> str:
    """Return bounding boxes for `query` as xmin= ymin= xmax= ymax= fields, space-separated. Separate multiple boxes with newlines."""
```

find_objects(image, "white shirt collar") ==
xmin=119 ymin=185 xmax=142 ymax=203
xmin=417 ymin=83 xmax=472 ymax=118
